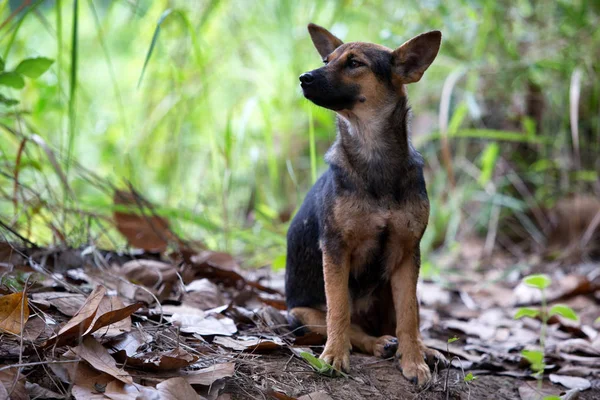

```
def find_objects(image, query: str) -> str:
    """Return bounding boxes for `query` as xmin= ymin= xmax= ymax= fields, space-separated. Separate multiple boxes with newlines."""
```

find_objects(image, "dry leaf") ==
xmin=31 ymin=292 xmax=86 ymax=316
xmin=85 ymin=296 xmax=142 ymax=338
xmin=549 ymin=374 xmax=592 ymax=390
xmin=0 ymin=291 xmax=29 ymax=334
xmin=104 ymin=380 xmax=160 ymax=400
xmin=121 ymin=259 xmax=177 ymax=288
xmin=71 ymin=336 xmax=133 ymax=384
xmin=156 ymin=377 xmax=201 ymax=400
xmin=113 ymin=190 xmax=172 ymax=252
xmin=108 ymin=330 xmax=152 ymax=357
xmin=299 ymin=392 xmax=333 ymax=400
xmin=518 ymin=381 xmax=561 ymax=400
xmin=213 ymin=336 xmax=283 ymax=352
xmin=123 ymin=347 xmax=197 ymax=371
xmin=183 ymin=279 xmax=225 ymax=310
xmin=169 ymin=312 xmax=237 ymax=336
xmin=22 ymin=316 xmax=48 ymax=341
xmin=183 ymin=363 xmax=235 ymax=385
xmin=0 ymin=369 xmax=28 ymax=400
xmin=25 ymin=382 xmax=64 ymax=399
xmin=46 ymin=286 xmax=106 ymax=347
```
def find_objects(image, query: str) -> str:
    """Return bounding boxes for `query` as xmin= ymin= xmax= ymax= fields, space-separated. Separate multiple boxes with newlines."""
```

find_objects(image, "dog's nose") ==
xmin=299 ymin=72 xmax=314 ymax=85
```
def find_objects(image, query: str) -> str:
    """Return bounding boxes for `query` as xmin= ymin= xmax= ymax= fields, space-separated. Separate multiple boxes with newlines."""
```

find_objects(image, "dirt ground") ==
xmin=227 ymin=352 xmax=600 ymax=399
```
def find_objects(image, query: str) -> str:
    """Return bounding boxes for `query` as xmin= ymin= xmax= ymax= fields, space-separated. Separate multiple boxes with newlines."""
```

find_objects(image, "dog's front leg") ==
xmin=320 ymin=246 xmax=351 ymax=373
xmin=391 ymin=249 xmax=444 ymax=385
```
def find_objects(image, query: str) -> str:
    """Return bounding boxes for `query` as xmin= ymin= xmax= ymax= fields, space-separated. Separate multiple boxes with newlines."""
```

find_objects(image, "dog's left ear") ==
xmin=392 ymin=31 xmax=441 ymax=84
xmin=308 ymin=23 xmax=344 ymax=58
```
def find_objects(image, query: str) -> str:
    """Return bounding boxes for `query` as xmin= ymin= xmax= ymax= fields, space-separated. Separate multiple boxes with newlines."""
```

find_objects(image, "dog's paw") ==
xmin=320 ymin=342 xmax=351 ymax=374
xmin=372 ymin=335 xmax=397 ymax=358
xmin=397 ymin=356 xmax=431 ymax=386
xmin=423 ymin=346 xmax=448 ymax=370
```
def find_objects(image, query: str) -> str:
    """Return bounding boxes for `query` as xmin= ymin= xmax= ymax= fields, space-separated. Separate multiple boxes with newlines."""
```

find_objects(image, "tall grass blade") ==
xmin=2 ymin=0 xmax=45 ymax=60
xmin=569 ymin=68 xmax=582 ymax=170
xmin=137 ymin=9 xmax=173 ymax=89
xmin=66 ymin=0 xmax=78 ymax=178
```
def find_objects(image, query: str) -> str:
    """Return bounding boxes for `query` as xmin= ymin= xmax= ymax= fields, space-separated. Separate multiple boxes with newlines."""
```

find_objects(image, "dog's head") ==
xmin=300 ymin=23 xmax=441 ymax=117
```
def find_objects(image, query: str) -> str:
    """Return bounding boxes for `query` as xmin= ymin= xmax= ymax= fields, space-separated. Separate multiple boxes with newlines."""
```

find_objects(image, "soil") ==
xmin=228 ymin=352 xmax=600 ymax=399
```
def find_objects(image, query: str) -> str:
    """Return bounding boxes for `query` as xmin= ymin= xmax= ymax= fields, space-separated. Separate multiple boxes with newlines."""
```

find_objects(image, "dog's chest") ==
xmin=332 ymin=196 xmax=429 ymax=272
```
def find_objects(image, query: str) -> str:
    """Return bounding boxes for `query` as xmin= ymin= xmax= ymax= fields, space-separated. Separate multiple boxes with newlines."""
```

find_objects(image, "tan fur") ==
xmin=290 ymin=307 xmax=396 ymax=358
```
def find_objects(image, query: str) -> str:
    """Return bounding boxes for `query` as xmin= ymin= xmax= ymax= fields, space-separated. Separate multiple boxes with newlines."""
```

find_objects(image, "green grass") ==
xmin=0 ymin=0 xmax=598 ymax=270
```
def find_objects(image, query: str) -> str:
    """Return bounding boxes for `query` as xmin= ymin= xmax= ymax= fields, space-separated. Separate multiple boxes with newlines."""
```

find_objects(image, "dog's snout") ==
xmin=299 ymin=72 xmax=314 ymax=85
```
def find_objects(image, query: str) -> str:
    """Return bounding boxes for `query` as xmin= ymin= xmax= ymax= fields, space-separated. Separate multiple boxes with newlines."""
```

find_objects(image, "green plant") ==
xmin=0 ymin=56 xmax=53 ymax=106
xmin=514 ymin=274 xmax=579 ymax=390
xmin=299 ymin=351 xmax=347 ymax=377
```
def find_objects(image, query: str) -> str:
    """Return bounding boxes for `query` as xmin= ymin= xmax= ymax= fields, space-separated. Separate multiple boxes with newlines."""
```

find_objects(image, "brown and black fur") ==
xmin=285 ymin=23 xmax=446 ymax=385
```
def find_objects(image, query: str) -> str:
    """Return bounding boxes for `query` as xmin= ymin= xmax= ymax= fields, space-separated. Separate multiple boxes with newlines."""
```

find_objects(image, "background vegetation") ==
xmin=1 ymin=0 xmax=598 ymax=274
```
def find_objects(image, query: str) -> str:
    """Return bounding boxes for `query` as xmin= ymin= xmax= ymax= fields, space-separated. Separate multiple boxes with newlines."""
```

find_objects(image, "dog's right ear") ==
xmin=308 ymin=23 xmax=343 ymax=58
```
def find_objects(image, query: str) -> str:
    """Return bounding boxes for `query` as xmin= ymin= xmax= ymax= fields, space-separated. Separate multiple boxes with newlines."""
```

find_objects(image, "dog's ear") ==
xmin=308 ymin=23 xmax=344 ymax=58
xmin=392 ymin=31 xmax=441 ymax=84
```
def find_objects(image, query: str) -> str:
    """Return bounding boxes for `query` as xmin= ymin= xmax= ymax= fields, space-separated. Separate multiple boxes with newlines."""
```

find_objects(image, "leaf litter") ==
xmin=0 ymin=193 xmax=599 ymax=399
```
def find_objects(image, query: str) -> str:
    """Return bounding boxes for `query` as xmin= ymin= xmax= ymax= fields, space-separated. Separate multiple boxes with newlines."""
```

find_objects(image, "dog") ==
xmin=285 ymin=23 xmax=446 ymax=385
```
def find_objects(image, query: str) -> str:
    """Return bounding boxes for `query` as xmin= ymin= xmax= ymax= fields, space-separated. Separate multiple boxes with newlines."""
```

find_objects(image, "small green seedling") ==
xmin=514 ymin=274 xmax=579 ymax=390
xmin=0 ymin=55 xmax=53 ymax=106
xmin=447 ymin=336 xmax=459 ymax=344
xmin=543 ymin=396 xmax=561 ymax=400
xmin=463 ymin=372 xmax=477 ymax=382
xmin=299 ymin=351 xmax=347 ymax=378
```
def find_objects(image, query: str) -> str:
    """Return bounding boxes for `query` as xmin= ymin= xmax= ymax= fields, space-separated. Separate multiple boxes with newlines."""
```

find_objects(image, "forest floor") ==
xmin=1 ymin=218 xmax=599 ymax=399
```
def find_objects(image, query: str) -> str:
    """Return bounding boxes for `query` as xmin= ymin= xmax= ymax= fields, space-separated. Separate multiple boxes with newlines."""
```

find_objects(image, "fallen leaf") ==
xmin=518 ymin=381 xmax=560 ymax=400
xmin=549 ymin=374 xmax=592 ymax=390
xmin=104 ymin=380 xmax=160 ymax=400
xmin=156 ymin=377 xmax=201 ymax=400
xmin=188 ymin=251 xmax=246 ymax=288
xmin=113 ymin=190 xmax=172 ymax=252
xmin=31 ymin=292 xmax=86 ymax=316
xmin=71 ymin=336 xmax=133 ymax=384
xmin=213 ymin=336 xmax=283 ymax=352
xmin=22 ymin=315 xmax=48 ymax=341
xmin=45 ymin=286 xmax=106 ymax=347
xmin=123 ymin=347 xmax=198 ymax=371
xmin=183 ymin=363 xmax=235 ymax=385
xmin=108 ymin=330 xmax=153 ymax=357
xmin=25 ymin=382 xmax=65 ymax=399
xmin=0 ymin=291 xmax=29 ymax=334
xmin=183 ymin=279 xmax=225 ymax=310
xmin=121 ymin=259 xmax=177 ymax=288
xmin=0 ymin=369 xmax=28 ymax=400
xmin=85 ymin=296 xmax=142 ymax=338
xmin=299 ymin=392 xmax=333 ymax=400
xmin=167 ymin=308 xmax=237 ymax=336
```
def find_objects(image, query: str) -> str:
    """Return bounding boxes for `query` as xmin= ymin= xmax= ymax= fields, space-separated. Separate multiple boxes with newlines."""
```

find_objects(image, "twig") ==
xmin=0 ymin=359 xmax=81 ymax=372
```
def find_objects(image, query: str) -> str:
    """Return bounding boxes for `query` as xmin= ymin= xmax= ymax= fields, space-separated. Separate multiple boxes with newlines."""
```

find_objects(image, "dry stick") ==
xmin=0 ymin=0 xmax=32 ymax=30
xmin=0 ymin=359 xmax=82 ymax=373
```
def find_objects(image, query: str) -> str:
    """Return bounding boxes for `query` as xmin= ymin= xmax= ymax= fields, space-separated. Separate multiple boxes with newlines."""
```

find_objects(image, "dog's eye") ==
xmin=323 ymin=58 xmax=329 ymax=65
xmin=348 ymin=59 xmax=364 ymax=69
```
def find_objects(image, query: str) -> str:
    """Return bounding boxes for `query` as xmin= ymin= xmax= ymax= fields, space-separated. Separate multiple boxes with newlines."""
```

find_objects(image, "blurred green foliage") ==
xmin=0 ymin=0 xmax=598 ymax=271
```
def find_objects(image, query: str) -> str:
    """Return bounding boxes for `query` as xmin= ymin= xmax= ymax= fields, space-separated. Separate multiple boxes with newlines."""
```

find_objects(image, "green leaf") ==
xmin=478 ymin=142 xmax=499 ymax=185
xmin=15 ymin=57 xmax=54 ymax=78
xmin=0 ymin=72 xmax=25 ymax=88
xmin=0 ymin=93 xmax=18 ymax=106
xmin=447 ymin=336 xmax=459 ymax=344
xmin=514 ymin=307 xmax=540 ymax=319
xmin=523 ymin=274 xmax=551 ymax=290
xmin=543 ymin=396 xmax=561 ymax=400
xmin=300 ymin=351 xmax=327 ymax=371
xmin=272 ymin=254 xmax=286 ymax=271
xmin=464 ymin=372 xmax=477 ymax=382
xmin=521 ymin=350 xmax=545 ymax=372
xmin=595 ymin=316 xmax=600 ymax=324
xmin=549 ymin=304 xmax=578 ymax=321
xmin=0 ymin=56 xmax=4 ymax=72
